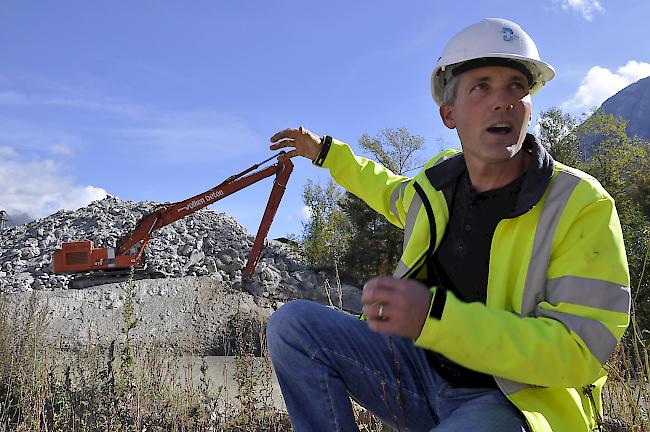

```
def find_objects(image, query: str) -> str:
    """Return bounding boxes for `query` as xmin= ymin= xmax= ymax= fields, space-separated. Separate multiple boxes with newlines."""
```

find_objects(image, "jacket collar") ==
xmin=424 ymin=134 xmax=554 ymax=217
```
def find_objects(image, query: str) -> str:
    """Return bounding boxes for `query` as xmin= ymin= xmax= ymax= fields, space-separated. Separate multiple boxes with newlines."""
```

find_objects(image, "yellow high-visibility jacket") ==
xmin=316 ymin=134 xmax=630 ymax=432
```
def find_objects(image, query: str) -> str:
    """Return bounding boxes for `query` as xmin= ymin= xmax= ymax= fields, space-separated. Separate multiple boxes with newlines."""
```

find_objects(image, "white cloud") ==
xmin=562 ymin=61 xmax=650 ymax=112
xmin=0 ymin=150 xmax=107 ymax=221
xmin=49 ymin=144 xmax=73 ymax=157
xmin=554 ymin=0 xmax=604 ymax=21
xmin=300 ymin=205 xmax=312 ymax=220
xmin=0 ymin=146 xmax=18 ymax=157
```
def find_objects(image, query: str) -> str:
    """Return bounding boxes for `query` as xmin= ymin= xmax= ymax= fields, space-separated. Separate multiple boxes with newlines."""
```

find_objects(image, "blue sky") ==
xmin=1 ymin=0 xmax=649 ymax=239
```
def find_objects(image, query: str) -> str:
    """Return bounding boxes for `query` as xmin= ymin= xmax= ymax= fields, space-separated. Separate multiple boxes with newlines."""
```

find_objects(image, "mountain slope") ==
xmin=599 ymin=76 xmax=650 ymax=139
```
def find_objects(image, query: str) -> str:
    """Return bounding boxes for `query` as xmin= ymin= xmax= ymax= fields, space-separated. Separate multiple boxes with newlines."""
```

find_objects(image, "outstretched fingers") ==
xmin=269 ymin=126 xmax=322 ymax=161
xmin=270 ymin=138 xmax=294 ymax=151
xmin=270 ymin=127 xmax=300 ymax=143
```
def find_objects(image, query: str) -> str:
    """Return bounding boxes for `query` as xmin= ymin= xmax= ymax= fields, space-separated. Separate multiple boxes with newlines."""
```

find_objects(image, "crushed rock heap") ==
xmin=0 ymin=196 xmax=339 ymax=302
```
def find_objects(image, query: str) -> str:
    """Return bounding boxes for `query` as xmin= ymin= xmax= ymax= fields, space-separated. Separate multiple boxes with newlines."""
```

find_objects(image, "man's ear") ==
xmin=440 ymin=104 xmax=456 ymax=129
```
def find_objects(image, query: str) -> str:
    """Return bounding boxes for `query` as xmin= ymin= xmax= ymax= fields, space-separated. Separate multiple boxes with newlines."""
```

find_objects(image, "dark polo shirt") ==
xmin=426 ymin=170 xmax=526 ymax=388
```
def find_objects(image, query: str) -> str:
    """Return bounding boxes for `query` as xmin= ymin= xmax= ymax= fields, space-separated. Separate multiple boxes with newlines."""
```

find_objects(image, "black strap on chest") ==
xmin=413 ymin=180 xmax=497 ymax=388
xmin=412 ymin=181 xmax=448 ymax=319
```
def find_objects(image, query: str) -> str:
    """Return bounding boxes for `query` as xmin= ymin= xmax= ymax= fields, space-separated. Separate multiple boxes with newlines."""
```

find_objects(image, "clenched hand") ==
xmin=362 ymin=276 xmax=433 ymax=339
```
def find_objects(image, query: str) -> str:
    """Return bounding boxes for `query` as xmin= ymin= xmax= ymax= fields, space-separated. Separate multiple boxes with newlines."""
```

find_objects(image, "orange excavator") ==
xmin=52 ymin=153 xmax=293 ymax=289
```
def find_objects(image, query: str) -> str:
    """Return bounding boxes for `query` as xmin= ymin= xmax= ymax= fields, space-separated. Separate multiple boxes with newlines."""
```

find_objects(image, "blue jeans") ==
xmin=267 ymin=300 xmax=530 ymax=432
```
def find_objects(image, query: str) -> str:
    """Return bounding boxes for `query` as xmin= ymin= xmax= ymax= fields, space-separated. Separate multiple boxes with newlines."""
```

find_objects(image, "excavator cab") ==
xmin=52 ymin=241 xmax=139 ymax=273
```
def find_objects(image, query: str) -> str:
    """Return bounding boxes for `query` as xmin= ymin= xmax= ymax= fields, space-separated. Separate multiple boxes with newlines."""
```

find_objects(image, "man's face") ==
xmin=439 ymin=66 xmax=532 ymax=165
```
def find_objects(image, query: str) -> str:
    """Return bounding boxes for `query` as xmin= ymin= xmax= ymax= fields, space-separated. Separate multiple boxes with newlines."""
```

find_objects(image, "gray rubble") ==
xmin=1 ymin=196 xmax=293 ymax=292
xmin=0 ymin=196 xmax=362 ymax=352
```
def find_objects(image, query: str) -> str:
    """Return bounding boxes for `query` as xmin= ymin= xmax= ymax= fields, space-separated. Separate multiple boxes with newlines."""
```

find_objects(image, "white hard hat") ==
xmin=431 ymin=18 xmax=555 ymax=106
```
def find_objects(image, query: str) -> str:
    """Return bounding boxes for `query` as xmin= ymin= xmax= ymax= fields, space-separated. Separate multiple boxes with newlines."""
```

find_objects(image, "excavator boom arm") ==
xmin=116 ymin=159 xmax=290 ymax=255
xmin=53 ymin=153 xmax=294 ymax=280
xmin=243 ymin=156 xmax=293 ymax=279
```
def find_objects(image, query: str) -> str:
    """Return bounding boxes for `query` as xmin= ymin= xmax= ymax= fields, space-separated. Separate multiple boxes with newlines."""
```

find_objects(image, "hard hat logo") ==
xmin=430 ymin=18 xmax=556 ymax=106
xmin=502 ymin=27 xmax=518 ymax=42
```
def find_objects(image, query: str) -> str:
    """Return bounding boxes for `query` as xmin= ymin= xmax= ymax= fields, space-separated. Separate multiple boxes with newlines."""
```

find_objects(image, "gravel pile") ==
xmin=0 ymin=196 xmax=340 ymax=303
xmin=1 ymin=196 xmax=363 ymax=352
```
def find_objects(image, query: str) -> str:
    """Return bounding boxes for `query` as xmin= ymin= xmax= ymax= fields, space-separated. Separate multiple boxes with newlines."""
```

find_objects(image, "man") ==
xmin=266 ymin=18 xmax=630 ymax=432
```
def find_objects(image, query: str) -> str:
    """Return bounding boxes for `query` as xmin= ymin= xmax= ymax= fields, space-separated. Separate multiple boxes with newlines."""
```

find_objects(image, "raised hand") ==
xmin=270 ymin=126 xmax=322 ymax=161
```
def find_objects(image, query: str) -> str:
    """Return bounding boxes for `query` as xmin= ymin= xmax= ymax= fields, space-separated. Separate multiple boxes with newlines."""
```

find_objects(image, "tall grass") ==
xmin=601 ymin=237 xmax=650 ymax=432
xmin=604 ymin=308 xmax=650 ymax=431
xmin=0 ymin=275 xmax=291 ymax=431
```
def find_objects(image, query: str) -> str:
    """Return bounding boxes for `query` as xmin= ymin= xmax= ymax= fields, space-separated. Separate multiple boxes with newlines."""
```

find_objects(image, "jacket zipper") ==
xmin=583 ymin=384 xmax=604 ymax=431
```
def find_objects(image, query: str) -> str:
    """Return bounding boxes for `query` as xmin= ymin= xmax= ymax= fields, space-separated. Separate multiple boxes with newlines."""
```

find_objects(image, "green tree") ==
xmin=579 ymin=112 xmax=645 ymax=201
xmin=301 ymin=178 xmax=352 ymax=270
xmin=357 ymin=127 xmax=426 ymax=174
xmin=339 ymin=191 xmax=404 ymax=284
xmin=538 ymin=107 xmax=582 ymax=167
xmin=628 ymin=140 xmax=650 ymax=218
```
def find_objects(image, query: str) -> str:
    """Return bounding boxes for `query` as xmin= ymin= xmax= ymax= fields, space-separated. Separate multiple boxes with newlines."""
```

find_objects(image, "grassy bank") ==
xmin=0 ymin=274 xmax=647 ymax=431
xmin=0 ymin=278 xmax=292 ymax=431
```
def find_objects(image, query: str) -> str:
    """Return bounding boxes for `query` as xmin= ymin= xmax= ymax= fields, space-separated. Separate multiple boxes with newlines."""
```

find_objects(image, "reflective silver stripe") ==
xmin=493 ymin=172 xmax=583 ymax=396
xmin=107 ymin=247 xmax=116 ymax=268
xmin=495 ymin=171 xmax=619 ymax=396
xmin=495 ymin=377 xmax=537 ymax=396
xmin=537 ymin=307 xmax=618 ymax=364
xmin=520 ymin=171 xmax=581 ymax=316
xmin=403 ymin=194 xmax=423 ymax=248
xmin=394 ymin=260 xmax=410 ymax=279
xmin=390 ymin=181 xmax=409 ymax=227
xmin=547 ymin=276 xmax=631 ymax=314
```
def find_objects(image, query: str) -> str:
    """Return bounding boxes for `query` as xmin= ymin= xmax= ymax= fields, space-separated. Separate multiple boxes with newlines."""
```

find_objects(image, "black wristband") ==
xmin=313 ymin=135 xmax=332 ymax=167
xmin=429 ymin=287 xmax=447 ymax=320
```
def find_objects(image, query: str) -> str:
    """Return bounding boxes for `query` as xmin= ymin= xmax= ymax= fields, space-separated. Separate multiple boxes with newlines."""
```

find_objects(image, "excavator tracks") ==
xmin=67 ymin=268 xmax=167 ymax=289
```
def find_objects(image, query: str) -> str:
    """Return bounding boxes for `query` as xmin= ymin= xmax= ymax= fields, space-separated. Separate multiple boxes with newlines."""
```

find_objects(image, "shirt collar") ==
xmin=424 ymin=133 xmax=554 ymax=217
